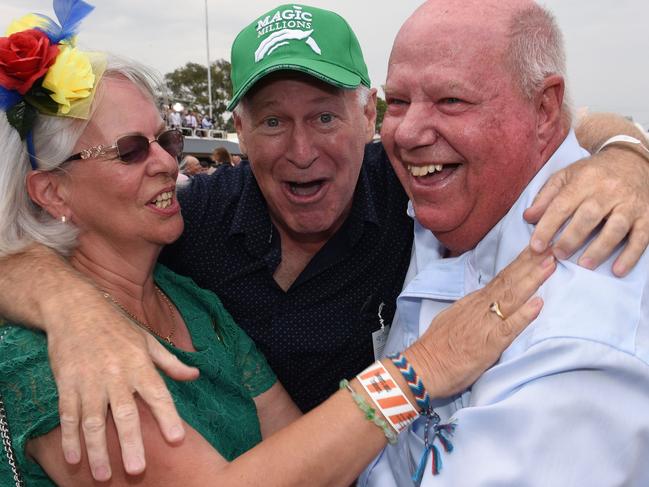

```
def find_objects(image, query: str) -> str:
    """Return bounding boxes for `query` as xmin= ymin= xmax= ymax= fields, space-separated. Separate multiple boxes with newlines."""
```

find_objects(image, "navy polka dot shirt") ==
xmin=160 ymin=142 xmax=413 ymax=411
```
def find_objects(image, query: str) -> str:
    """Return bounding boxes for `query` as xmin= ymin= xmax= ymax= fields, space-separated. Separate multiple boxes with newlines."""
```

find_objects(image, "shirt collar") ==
xmin=469 ymin=130 xmax=587 ymax=285
xmin=228 ymin=165 xmax=275 ymax=258
xmin=403 ymin=131 xmax=587 ymax=299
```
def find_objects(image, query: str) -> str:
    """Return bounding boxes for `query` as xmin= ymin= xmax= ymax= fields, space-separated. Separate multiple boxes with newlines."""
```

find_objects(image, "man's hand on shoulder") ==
xmin=49 ymin=295 xmax=200 ymax=481
xmin=524 ymin=112 xmax=649 ymax=276
xmin=0 ymin=244 xmax=199 ymax=481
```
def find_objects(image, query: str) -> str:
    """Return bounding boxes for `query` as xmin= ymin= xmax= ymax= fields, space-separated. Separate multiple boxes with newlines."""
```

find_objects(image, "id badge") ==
xmin=372 ymin=324 xmax=391 ymax=361
xmin=371 ymin=302 xmax=390 ymax=360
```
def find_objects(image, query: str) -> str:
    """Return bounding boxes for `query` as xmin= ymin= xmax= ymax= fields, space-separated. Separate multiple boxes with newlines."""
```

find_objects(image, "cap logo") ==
xmin=254 ymin=5 xmax=320 ymax=62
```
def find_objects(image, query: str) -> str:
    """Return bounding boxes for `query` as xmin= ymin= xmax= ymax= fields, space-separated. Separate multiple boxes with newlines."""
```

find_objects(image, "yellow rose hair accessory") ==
xmin=0 ymin=0 xmax=100 ymax=169
xmin=43 ymin=46 xmax=95 ymax=115
xmin=5 ymin=14 xmax=50 ymax=36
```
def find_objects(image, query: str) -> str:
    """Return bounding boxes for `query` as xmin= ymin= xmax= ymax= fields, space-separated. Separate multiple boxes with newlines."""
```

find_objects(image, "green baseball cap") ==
xmin=227 ymin=4 xmax=371 ymax=111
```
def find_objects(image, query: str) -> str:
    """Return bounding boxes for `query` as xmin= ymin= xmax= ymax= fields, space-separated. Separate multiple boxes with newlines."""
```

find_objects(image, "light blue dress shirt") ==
xmin=360 ymin=132 xmax=649 ymax=487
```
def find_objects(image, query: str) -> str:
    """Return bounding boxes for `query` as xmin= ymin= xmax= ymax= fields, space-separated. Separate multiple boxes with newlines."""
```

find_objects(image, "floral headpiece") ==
xmin=0 ymin=0 xmax=105 ymax=169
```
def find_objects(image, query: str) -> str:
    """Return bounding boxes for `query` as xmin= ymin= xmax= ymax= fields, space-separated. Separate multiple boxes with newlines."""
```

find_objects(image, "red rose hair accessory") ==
xmin=0 ymin=0 xmax=103 ymax=170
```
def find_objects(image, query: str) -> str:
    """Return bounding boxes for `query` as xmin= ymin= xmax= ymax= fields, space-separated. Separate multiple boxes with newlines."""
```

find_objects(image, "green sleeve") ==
xmin=233 ymin=323 xmax=277 ymax=397
xmin=154 ymin=264 xmax=277 ymax=398
xmin=211 ymin=301 xmax=277 ymax=398
xmin=0 ymin=326 xmax=61 ymax=485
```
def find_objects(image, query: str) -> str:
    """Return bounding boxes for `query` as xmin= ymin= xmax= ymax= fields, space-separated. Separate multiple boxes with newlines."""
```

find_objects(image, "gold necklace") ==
xmin=102 ymin=286 xmax=177 ymax=346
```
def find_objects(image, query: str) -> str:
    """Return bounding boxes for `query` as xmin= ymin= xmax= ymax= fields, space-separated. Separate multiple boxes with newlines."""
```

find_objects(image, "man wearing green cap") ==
xmin=1 ymin=2 xmax=649 ymax=478
xmin=159 ymin=5 xmax=410 ymax=414
xmin=228 ymin=4 xmax=371 ymax=108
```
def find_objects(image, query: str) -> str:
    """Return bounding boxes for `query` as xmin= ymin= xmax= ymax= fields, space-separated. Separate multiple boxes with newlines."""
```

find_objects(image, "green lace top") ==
xmin=0 ymin=264 xmax=277 ymax=486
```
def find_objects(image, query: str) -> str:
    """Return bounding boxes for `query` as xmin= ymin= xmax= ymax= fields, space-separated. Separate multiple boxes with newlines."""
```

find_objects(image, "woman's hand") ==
xmin=406 ymin=247 xmax=555 ymax=399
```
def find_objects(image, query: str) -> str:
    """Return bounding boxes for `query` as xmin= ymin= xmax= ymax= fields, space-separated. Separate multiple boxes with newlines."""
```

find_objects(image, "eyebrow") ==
xmin=253 ymin=93 xmax=345 ymax=111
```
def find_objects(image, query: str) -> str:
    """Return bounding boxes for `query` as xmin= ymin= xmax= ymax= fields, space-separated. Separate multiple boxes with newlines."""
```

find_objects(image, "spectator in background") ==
xmin=202 ymin=115 xmax=214 ymax=131
xmin=184 ymin=111 xmax=197 ymax=131
xmin=211 ymin=146 xmax=232 ymax=167
xmin=231 ymin=154 xmax=242 ymax=166
xmin=182 ymin=155 xmax=204 ymax=176
xmin=169 ymin=109 xmax=182 ymax=129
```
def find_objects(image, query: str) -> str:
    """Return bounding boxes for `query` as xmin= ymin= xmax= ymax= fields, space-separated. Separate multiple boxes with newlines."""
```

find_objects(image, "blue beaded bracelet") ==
xmin=388 ymin=352 xmax=431 ymax=411
xmin=388 ymin=352 xmax=457 ymax=481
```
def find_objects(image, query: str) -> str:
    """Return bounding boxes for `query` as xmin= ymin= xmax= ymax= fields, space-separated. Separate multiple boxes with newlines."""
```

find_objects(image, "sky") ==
xmin=1 ymin=0 xmax=648 ymax=127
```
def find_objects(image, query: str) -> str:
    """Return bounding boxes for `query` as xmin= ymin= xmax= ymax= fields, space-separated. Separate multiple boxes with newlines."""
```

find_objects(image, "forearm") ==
xmin=575 ymin=111 xmax=648 ymax=153
xmin=227 ymin=355 xmax=436 ymax=486
xmin=0 ymin=243 xmax=99 ymax=331
xmin=255 ymin=383 xmax=303 ymax=439
xmin=37 ymin=364 xmax=409 ymax=486
xmin=225 ymin=373 xmax=403 ymax=487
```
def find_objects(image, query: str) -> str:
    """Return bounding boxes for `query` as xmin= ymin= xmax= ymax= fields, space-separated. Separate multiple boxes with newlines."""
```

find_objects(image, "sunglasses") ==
xmin=65 ymin=129 xmax=184 ymax=164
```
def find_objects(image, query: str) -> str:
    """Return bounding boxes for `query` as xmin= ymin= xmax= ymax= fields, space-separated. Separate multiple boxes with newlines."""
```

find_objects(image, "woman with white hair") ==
xmin=0 ymin=2 xmax=557 ymax=485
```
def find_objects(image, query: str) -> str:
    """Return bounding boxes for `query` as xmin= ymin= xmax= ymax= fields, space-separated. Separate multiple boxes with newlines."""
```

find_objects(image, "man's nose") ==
xmin=393 ymin=102 xmax=438 ymax=151
xmin=286 ymin=124 xmax=318 ymax=169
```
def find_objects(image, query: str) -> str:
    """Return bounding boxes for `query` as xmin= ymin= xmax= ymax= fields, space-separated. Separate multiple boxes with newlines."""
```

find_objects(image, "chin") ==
xmin=158 ymin=220 xmax=185 ymax=245
xmin=286 ymin=219 xmax=339 ymax=240
xmin=412 ymin=204 xmax=461 ymax=232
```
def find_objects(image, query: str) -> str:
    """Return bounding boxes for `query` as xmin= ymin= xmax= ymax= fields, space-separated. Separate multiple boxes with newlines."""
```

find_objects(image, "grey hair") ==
xmin=232 ymin=83 xmax=372 ymax=118
xmin=506 ymin=4 xmax=573 ymax=123
xmin=0 ymin=55 xmax=161 ymax=257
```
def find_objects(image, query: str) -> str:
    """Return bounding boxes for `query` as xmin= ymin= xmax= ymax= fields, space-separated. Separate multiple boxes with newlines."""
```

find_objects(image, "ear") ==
xmin=535 ymin=74 xmax=565 ymax=147
xmin=233 ymin=111 xmax=247 ymax=155
xmin=363 ymin=88 xmax=378 ymax=142
xmin=26 ymin=170 xmax=70 ymax=221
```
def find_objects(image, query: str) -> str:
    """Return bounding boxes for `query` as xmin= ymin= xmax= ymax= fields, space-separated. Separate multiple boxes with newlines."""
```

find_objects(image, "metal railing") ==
xmin=176 ymin=127 xmax=228 ymax=139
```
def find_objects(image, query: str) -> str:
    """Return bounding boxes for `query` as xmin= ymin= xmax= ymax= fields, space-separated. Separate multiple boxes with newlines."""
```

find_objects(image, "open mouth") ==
xmin=149 ymin=190 xmax=174 ymax=209
xmin=287 ymin=179 xmax=326 ymax=197
xmin=407 ymin=163 xmax=461 ymax=180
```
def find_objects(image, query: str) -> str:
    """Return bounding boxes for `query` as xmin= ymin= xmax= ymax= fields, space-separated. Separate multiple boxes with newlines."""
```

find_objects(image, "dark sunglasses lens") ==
xmin=117 ymin=135 xmax=149 ymax=164
xmin=158 ymin=130 xmax=184 ymax=159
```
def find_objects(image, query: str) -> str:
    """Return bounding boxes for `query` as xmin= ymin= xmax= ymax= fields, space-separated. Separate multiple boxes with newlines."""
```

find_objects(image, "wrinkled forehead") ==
xmin=394 ymin=16 xmax=507 ymax=62
xmin=387 ymin=18 xmax=511 ymax=90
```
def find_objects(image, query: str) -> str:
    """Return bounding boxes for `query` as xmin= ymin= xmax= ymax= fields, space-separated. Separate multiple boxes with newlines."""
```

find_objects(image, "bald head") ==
xmin=392 ymin=0 xmax=568 ymax=109
xmin=183 ymin=156 xmax=204 ymax=176
xmin=407 ymin=0 xmax=534 ymax=27
xmin=394 ymin=0 xmax=529 ymax=51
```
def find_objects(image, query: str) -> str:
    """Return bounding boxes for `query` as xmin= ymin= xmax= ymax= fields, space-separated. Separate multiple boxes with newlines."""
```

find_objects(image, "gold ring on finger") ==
xmin=489 ymin=301 xmax=506 ymax=320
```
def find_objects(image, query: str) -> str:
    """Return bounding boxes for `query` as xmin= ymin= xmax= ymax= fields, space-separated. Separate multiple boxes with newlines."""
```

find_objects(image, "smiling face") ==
xmin=234 ymin=73 xmax=376 ymax=244
xmin=59 ymin=77 xmax=184 ymax=251
xmin=382 ymin=1 xmax=546 ymax=255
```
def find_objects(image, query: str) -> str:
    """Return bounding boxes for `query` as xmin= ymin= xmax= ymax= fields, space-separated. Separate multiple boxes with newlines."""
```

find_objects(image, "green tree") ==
xmin=163 ymin=60 xmax=232 ymax=128
xmin=375 ymin=96 xmax=387 ymax=133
